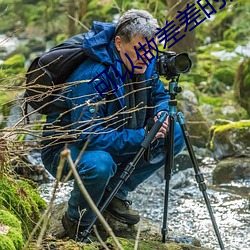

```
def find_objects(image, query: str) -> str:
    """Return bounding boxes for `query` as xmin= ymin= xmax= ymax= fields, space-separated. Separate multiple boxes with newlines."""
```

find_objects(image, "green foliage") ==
xmin=55 ymin=33 xmax=69 ymax=45
xmin=213 ymin=67 xmax=235 ymax=86
xmin=0 ymin=54 xmax=26 ymax=86
xmin=1 ymin=54 xmax=25 ymax=69
xmin=196 ymin=0 xmax=249 ymax=47
xmin=224 ymin=1 xmax=250 ymax=44
xmin=235 ymin=57 xmax=250 ymax=116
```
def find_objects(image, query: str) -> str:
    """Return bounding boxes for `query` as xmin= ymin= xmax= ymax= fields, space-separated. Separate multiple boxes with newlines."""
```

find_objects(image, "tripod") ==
xmin=82 ymin=77 xmax=225 ymax=250
xmin=162 ymin=77 xmax=225 ymax=249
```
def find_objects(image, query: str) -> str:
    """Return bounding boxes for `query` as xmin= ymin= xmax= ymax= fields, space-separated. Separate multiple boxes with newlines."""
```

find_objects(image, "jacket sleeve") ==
xmin=65 ymin=73 xmax=146 ymax=156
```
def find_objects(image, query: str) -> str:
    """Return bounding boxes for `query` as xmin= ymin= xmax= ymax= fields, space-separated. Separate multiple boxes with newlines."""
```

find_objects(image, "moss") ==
xmin=29 ymin=239 xmax=98 ymax=250
xmin=199 ymin=95 xmax=224 ymax=107
xmin=0 ymin=235 xmax=16 ymax=250
xmin=0 ymin=175 xmax=47 ymax=239
xmin=214 ymin=119 xmax=232 ymax=126
xmin=0 ymin=209 xmax=24 ymax=249
xmin=7 ymin=228 xmax=24 ymax=249
xmin=213 ymin=120 xmax=250 ymax=133
xmin=0 ymin=209 xmax=21 ymax=229
xmin=106 ymin=237 xmax=209 ymax=250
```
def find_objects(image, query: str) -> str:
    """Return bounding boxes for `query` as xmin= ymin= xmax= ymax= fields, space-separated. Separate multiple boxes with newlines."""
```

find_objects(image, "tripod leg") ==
xmin=162 ymin=114 xmax=175 ymax=243
xmin=177 ymin=112 xmax=225 ymax=250
xmin=81 ymin=112 xmax=168 ymax=240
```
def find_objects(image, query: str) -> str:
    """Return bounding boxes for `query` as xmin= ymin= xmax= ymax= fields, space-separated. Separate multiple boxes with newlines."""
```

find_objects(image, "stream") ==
xmin=38 ymin=155 xmax=250 ymax=250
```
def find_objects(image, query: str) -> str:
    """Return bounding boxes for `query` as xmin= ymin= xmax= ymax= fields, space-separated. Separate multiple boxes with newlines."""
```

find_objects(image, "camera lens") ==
xmin=156 ymin=52 xmax=192 ymax=79
xmin=174 ymin=53 xmax=192 ymax=73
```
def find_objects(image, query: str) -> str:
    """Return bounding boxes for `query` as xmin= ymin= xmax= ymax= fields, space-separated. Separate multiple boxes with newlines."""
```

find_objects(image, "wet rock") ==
xmin=213 ymin=157 xmax=250 ymax=184
xmin=170 ymin=169 xmax=193 ymax=189
xmin=209 ymin=120 xmax=250 ymax=160
xmin=12 ymin=150 xmax=51 ymax=183
xmin=179 ymin=100 xmax=211 ymax=148
xmin=181 ymin=89 xmax=198 ymax=105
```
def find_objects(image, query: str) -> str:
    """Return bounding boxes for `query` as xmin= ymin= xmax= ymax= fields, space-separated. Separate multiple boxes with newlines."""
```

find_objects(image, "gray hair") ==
xmin=115 ymin=9 xmax=159 ymax=43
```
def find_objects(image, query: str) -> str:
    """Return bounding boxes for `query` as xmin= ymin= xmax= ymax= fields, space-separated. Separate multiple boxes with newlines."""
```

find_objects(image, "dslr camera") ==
xmin=156 ymin=51 xmax=192 ymax=79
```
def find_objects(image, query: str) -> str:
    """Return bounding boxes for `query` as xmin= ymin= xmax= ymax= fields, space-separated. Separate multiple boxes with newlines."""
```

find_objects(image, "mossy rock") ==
xmin=0 ymin=209 xmax=24 ymax=250
xmin=209 ymin=120 xmax=250 ymax=160
xmin=0 ymin=174 xmax=47 ymax=239
xmin=199 ymin=92 xmax=249 ymax=122
xmin=213 ymin=157 xmax=250 ymax=184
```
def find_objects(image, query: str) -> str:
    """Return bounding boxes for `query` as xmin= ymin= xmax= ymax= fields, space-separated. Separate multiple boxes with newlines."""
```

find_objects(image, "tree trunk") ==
xmin=167 ymin=0 xmax=196 ymax=60
xmin=67 ymin=0 xmax=77 ymax=36
xmin=78 ymin=0 xmax=88 ymax=20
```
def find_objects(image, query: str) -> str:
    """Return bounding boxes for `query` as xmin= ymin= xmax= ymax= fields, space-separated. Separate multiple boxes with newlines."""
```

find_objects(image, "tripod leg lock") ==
xmin=195 ymin=173 xmax=207 ymax=192
xmin=120 ymin=162 xmax=135 ymax=182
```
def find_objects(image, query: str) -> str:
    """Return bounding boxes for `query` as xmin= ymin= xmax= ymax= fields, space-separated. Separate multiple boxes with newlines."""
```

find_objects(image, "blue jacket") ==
xmin=44 ymin=21 xmax=170 ymax=156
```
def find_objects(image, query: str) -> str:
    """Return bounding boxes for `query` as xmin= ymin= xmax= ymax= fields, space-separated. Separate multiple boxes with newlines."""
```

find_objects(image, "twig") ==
xmin=61 ymin=148 xmax=124 ymax=250
xmin=134 ymin=218 xmax=142 ymax=250
xmin=93 ymin=225 xmax=110 ymax=250
xmin=68 ymin=14 xmax=89 ymax=31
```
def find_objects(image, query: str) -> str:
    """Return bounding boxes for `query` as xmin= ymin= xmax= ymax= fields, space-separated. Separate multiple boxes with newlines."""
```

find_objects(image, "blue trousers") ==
xmin=41 ymin=123 xmax=185 ymax=226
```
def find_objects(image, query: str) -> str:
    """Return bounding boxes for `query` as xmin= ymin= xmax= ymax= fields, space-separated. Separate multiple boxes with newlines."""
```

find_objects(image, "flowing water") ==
xmin=38 ymin=156 xmax=250 ymax=250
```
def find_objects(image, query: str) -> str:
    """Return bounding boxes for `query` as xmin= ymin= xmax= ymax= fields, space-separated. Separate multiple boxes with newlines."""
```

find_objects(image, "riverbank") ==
xmin=38 ymin=155 xmax=250 ymax=250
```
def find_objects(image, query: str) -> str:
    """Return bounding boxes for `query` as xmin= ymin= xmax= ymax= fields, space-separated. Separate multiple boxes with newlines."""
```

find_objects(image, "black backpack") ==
xmin=24 ymin=34 xmax=87 ymax=115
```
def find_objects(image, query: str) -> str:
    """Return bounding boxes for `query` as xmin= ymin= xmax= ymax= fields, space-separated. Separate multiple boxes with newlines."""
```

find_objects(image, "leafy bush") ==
xmin=213 ymin=67 xmax=236 ymax=86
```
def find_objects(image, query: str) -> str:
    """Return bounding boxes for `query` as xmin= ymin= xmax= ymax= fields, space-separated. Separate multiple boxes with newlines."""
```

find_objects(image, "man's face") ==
xmin=115 ymin=35 xmax=154 ymax=75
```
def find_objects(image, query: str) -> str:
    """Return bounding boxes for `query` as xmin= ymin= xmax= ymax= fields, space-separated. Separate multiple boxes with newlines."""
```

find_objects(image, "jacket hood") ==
xmin=82 ymin=21 xmax=116 ymax=65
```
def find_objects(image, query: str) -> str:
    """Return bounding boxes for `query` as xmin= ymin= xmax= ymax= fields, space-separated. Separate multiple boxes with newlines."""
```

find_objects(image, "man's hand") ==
xmin=154 ymin=111 xmax=169 ymax=139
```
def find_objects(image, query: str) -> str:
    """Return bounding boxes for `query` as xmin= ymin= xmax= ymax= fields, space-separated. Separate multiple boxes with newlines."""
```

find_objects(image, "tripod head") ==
xmin=168 ymin=76 xmax=182 ymax=100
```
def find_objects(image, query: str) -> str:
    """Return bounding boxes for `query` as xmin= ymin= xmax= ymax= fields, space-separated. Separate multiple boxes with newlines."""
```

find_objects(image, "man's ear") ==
xmin=115 ymin=36 xmax=122 ymax=51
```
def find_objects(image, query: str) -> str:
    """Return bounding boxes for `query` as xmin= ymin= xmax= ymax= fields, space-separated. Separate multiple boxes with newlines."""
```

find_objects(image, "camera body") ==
xmin=156 ymin=51 xmax=192 ymax=80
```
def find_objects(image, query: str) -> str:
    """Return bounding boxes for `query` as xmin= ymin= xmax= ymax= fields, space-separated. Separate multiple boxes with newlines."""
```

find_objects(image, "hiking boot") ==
xmin=61 ymin=213 xmax=97 ymax=243
xmin=105 ymin=196 xmax=140 ymax=225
